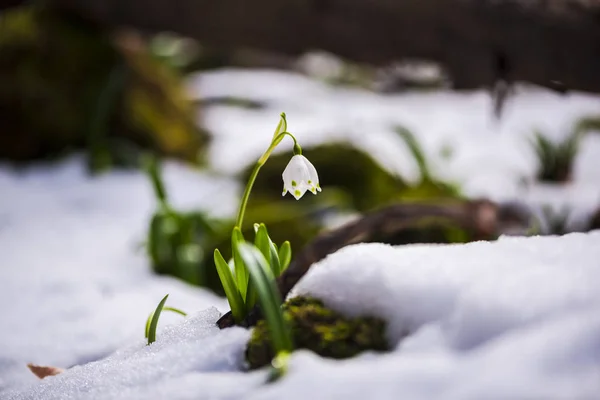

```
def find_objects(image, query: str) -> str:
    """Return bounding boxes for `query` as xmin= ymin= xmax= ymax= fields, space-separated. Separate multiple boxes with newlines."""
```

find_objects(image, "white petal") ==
xmin=301 ymin=156 xmax=321 ymax=192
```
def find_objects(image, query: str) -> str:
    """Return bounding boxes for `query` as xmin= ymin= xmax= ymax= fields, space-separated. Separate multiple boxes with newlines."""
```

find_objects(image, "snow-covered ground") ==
xmin=194 ymin=69 xmax=600 ymax=227
xmin=2 ymin=69 xmax=600 ymax=399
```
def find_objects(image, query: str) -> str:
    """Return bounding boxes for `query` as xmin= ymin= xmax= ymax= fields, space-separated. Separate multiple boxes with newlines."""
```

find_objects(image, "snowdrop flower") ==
xmin=282 ymin=155 xmax=321 ymax=200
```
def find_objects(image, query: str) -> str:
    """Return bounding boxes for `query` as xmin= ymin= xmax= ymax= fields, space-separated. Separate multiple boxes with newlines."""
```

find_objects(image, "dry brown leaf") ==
xmin=27 ymin=363 xmax=65 ymax=379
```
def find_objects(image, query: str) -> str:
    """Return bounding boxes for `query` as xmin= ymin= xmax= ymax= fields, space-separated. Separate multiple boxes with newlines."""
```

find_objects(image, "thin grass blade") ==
xmin=145 ymin=306 xmax=187 ymax=339
xmin=147 ymin=294 xmax=169 ymax=345
xmin=395 ymin=126 xmax=432 ymax=182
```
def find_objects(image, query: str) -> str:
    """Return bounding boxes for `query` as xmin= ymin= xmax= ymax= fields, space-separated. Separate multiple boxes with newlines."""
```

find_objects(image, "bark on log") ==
xmin=39 ymin=0 xmax=600 ymax=93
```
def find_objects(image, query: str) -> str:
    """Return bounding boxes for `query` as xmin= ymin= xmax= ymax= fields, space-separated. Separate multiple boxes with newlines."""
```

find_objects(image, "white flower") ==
xmin=282 ymin=155 xmax=321 ymax=200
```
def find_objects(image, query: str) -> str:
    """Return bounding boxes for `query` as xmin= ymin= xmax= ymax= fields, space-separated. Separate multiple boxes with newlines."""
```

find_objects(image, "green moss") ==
xmin=245 ymin=296 xmax=390 ymax=369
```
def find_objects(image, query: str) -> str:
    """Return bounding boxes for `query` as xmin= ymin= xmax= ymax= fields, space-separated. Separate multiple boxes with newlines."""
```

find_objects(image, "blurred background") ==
xmin=1 ymin=0 xmax=600 ymax=296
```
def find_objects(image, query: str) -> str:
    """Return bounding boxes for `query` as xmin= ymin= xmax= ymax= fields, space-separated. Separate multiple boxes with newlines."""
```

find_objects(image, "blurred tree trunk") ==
xmin=18 ymin=0 xmax=597 ymax=93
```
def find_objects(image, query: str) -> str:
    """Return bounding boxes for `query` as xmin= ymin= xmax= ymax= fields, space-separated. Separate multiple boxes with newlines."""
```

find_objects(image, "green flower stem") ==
xmin=235 ymin=131 xmax=300 ymax=228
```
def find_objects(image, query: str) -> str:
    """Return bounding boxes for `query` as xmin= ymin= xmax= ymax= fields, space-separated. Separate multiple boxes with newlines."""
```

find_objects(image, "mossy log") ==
xmin=245 ymin=296 xmax=389 ymax=369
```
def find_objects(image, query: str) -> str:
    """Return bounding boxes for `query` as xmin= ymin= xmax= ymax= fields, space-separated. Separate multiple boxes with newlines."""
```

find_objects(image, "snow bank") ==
xmin=273 ymin=233 xmax=600 ymax=400
xmin=0 ymin=157 xmax=237 ymax=393
xmin=8 ymin=232 xmax=600 ymax=400
xmin=8 ymin=309 xmax=257 ymax=400
xmin=3 ymin=68 xmax=600 ymax=399
xmin=192 ymin=70 xmax=600 ymax=214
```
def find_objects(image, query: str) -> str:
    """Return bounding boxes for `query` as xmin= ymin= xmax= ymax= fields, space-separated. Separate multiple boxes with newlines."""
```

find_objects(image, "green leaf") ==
xmin=278 ymin=241 xmax=292 ymax=272
xmin=272 ymin=112 xmax=288 ymax=141
xmin=145 ymin=312 xmax=152 ymax=339
xmin=245 ymin=277 xmax=257 ymax=309
xmin=232 ymin=228 xmax=248 ymax=299
xmin=254 ymin=224 xmax=272 ymax=274
xmin=269 ymin=240 xmax=281 ymax=277
xmin=214 ymin=249 xmax=245 ymax=322
xmin=237 ymin=243 xmax=293 ymax=355
xmin=147 ymin=294 xmax=169 ymax=345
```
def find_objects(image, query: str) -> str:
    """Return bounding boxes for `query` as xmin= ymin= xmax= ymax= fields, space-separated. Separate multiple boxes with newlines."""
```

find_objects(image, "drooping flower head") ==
xmin=282 ymin=155 xmax=321 ymax=200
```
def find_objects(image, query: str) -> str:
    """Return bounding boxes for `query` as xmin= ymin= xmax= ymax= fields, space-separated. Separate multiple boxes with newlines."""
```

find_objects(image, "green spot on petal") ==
xmin=292 ymin=180 xmax=297 ymax=187
xmin=308 ymin=180 xmax=312 ymax=184
xmin=294 ymin=190 xmax=301 ymax=196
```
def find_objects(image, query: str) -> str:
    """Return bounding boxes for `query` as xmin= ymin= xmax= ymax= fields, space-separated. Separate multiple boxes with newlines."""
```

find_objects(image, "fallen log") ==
xmin=217 ymin=199 xmax=531 ymax=328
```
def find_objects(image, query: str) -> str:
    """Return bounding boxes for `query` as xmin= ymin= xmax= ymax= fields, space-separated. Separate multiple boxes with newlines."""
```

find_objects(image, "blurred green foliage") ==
xmin=144 ymin=156 xmax=227 ymax=290
xmin=394 ymin=126 xmax=462 ymax=200
xmin=531 ymin=130 xmax=580 ymax=182
xmin=530 ymin=115 xmax=600 ymax=183
xmin=0 ymin=5 xmax=208 ymax=171
xmin=144 ymin=139 xmax=470 ymax=294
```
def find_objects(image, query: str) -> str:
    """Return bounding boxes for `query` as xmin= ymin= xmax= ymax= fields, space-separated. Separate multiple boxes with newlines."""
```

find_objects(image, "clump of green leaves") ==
xmin=214 ymin=223 xmax=292 ymax=324
xmin=144 ymin=155 xmax=225 ymax=288
xmin=146 ymin=114 xmax=313 ymax=379
xmin=531 ymin=131 xmax=580 ymax=182
xmin=530 ymin=130 xmax=581 ymax=183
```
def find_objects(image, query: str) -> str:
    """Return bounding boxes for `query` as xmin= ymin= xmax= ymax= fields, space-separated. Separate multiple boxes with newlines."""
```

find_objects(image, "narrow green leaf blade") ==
xmin=278 ymin=241 xmax=292 ymax=273
xmin=245 ymin=279 xmax=257 ymax=309
xmin=145 ymin=312 xmax=153 ymax=339
xmin=232 ymin=228 xmax=248 ymax=299
xmin=147 ymin=294 xmax=169 ymax=345
xmin=214 ymin=249 xmax=245 ymax=322
xmin=269 ymin=240 xmax=281 ymax=277
xmin=147 ymin=306 xmax=187 ymax=339
xmin=395 ymin=126 xmax=431 ymax=182
xmin=254 ymin=224 xmax=272 ymax=273
xmin=237 ymin=243 xmax=293 ymax=354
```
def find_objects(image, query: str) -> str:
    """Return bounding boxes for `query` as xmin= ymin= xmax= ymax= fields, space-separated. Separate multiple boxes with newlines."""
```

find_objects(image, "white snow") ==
xmin=0 ymin=157 xmax=236 ymax=393
xmin=6 ymin=232 xmax=600 ymax=400
xmin=2 ymin=68 xmax=600 ymax=399
xmin=192 ymin=69 xmax=600 ymax=218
